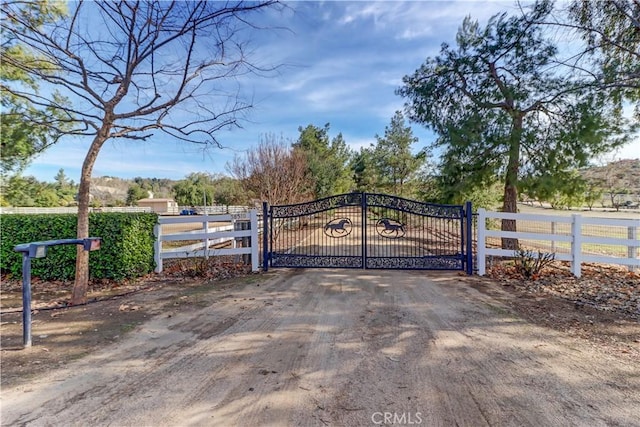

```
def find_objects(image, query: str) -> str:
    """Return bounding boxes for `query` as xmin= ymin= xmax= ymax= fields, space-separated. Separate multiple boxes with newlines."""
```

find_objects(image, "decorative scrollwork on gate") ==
xmin=272 ymin=254 xmax=363 ymax=268
xmin=375 ymin=218 xmax=405 ymax=239
xmin=271 ymin=193 xmax=362 ymax=218
xmin=366 ymin=256 xmax=462 ymax=269
xmin=324 ymin=218 xmax=353 ymax=238
xmin=366 ymin=193 xmax=462 ymax=218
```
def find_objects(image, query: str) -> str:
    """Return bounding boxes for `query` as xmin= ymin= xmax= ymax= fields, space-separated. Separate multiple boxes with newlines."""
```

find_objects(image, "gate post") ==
xmin=262 ymin=201 xmax=269 ymax=271
xmin=465 ymin=201 xmax=473 ymax=275
xmin=361 ymin=192 xmax=367 ymax=269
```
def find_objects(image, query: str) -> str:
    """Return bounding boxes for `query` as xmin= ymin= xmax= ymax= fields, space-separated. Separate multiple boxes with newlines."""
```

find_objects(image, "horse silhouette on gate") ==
xmin=324 ymin=218 xmax=352 ymax=237
xmin=376 ymin=218 xmax=405 ymax=238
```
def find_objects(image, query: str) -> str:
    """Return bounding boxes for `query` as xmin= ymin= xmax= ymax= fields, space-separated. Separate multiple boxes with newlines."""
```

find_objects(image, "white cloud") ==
xmin=344 ymin=136 xmax=376 ymax=152
xmin=26 ymin=0 xmax=617 ymax=185
xmin=335 ymin=1 xmax=513 ymax=41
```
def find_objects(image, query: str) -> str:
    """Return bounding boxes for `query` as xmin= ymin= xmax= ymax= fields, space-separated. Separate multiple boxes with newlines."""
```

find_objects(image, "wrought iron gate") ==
xmin=262 ymin=193 xmax=472 ymax=274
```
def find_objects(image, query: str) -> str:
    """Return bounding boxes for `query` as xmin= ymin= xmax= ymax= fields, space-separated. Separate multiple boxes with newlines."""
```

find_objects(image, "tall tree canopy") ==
xmin=372 ymin=111 xmax=424 ymax=197
xmin=351 ymin=147 xmax=379 ymax=193
xmin=126 ymin=184 xmax=149 ymax=206
xmin=567 ymin=0 xmax=640 ymax=116
xmin=0 ymin=0 xmax=69 ymax=177
xmin=351 ymin=111 xmax=425 ymax=198
xmin=1 ymin=0 xmax=279 ymax=303
xmin=172 ymin=173 xmax=215 ymax=207
xmin=398 ymin=0 xmax=628 ymax=247
xmin=53 ymin=168 xmax=76 ymax=206
xmin=1 ymin=174 xmax=59 ymax=207
xmin=293 ymin=123 xmax=353 ymax=198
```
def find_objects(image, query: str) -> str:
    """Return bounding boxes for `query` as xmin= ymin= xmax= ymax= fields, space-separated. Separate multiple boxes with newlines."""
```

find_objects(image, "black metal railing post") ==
xmin=361 ymin=192 xmax=367 ymax=269
xmin=465 ymin=201 xmax=473 ymax=275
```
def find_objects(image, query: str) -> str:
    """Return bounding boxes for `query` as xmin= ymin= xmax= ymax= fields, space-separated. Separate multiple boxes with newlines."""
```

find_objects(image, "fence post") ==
xmin=154 ymin=223 xmax=162 ymax=273
xmin=362 ymin=192 xmax=367 ymax=269
xmin=477 ymin=208 xmax=486 ymax=276
xmin=234 ymin=217 xmax=250 ymax=265
xmin=232 ymin=217 xmax=237 ymax=249
xmin=204 ymin=214 xmax=210 ymax=260
xmin=250 ymin=209 xmax=259 ymax=272
xmin=465 ymin=201 xmax=473 ymax=275
xmin=571 ymin=214 xmax=582 ymax=278
xmin=242 ymin=220 xmax=250 ymax=266
xmin=263 ymin=202 xmax=269 ymax=272
xmin=551 ymin=221 xmax=556 ymax=253
xmin=629 ymin=226 xmax=638 ymax=272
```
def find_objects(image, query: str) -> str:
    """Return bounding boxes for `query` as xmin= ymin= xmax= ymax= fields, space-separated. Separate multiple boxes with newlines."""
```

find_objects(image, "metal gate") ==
xmin=262 ymin=193 xmax=472 ymax=274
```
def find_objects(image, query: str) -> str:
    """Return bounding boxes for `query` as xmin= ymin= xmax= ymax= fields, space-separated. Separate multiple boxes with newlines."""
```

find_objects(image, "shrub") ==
xmin=513 ymin=247 xmax=555 ymax=280
xmin=0 ymin=213 xmax=157 ymax=281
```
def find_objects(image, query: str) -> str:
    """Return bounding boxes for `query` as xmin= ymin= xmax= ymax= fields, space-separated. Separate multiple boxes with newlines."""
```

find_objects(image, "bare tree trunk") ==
xmin=71 ymin=180 xmax=91 ymax=304
xmin=71 ymin=126 xmax=110 ymax=305
xmin=501 ymin=115 xmax=522 ymax=250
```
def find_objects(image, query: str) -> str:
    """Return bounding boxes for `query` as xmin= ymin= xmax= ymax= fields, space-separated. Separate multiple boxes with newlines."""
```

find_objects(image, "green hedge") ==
xmin=0 ymin=213 xmax=158 ymax=281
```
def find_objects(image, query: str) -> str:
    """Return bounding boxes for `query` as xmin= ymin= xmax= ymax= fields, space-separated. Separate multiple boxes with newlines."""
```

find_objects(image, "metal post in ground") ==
xmin=21 ymin=252 xmax=32 ymax=348
xmin=14 ymin=238 xmax=101 ymax=348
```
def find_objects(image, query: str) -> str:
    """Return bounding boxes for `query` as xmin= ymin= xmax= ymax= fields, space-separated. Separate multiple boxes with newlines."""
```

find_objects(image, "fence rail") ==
xmin=476 ymin=209 xmax=640 ymax=277
xmin=154 ymin=210 xmax=259 ymax=273
xmin=0 ymin=205 xmax=252 ymax=215
xmin=196 ymin=205 xmax=251 ymax=215
xmin=0 ymin=206 xmax=152 ymax=214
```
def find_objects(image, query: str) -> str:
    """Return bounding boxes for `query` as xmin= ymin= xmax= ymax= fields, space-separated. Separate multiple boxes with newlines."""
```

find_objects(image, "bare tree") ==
xmin=228 ymin=134 xmax=311 ymax=206
xmin=1 ymin=1 xmax=279 ymax=304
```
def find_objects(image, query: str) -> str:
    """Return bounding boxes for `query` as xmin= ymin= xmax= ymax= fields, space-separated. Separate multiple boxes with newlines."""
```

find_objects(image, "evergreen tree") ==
xmin=293 ymin=124 xmax=353 ymax=198
xmin=372 ymin=111 xmax=424 ymax=197
xmin=398 ymin=1 xmax=629 ymax=247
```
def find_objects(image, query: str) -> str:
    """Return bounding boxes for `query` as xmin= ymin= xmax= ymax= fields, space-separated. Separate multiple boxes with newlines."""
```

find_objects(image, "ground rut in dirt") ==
xmin=1 ymin=270 xmax=638 ymax=427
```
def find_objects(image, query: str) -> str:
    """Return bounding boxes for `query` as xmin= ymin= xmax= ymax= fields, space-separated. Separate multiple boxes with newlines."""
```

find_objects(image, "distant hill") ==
xmin=90 ymin=176 xmax=176 ymax=205
xmin=581 ymin=159 xmax=640 ymax=196
xmin=91 ymin=177 xmax=129 ymax=202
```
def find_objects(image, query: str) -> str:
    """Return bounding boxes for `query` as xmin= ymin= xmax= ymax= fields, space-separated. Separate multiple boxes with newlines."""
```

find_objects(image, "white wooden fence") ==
xmin=154 ymin=210 xmax=259 ymax=273
xmin=0 ymin=206 xmax=152 ymax=214
xmin=477 ymin=209 xmax=640 ymax=277
xmin=0 ymin=205 xmax=250 ymax=215
xmin=196 ymin=205 xmax=251 ymax=215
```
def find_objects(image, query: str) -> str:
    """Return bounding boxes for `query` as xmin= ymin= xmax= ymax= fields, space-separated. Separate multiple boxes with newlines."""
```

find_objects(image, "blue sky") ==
xmin=24 ymin=1 xmax=640 ymax=183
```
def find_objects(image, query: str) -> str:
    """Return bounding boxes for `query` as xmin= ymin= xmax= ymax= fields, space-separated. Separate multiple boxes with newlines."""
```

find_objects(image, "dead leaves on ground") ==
xmin=488 ymin=261 xmax=639 ymax=317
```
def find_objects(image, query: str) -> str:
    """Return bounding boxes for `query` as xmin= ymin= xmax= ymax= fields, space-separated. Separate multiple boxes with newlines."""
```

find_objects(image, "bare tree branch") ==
xmin=1 ymin=0 xmax=281 ymax=304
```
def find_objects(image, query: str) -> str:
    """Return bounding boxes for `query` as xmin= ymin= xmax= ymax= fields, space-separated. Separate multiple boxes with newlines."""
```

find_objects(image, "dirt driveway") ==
xmin=1 ymin=269 xmax=639 ymax=426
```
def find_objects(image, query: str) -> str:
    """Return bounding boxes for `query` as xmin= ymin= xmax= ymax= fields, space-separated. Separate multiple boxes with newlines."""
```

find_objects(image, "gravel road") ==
xmin=2 ymin=269 xmax=638 ymax=426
